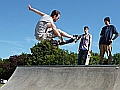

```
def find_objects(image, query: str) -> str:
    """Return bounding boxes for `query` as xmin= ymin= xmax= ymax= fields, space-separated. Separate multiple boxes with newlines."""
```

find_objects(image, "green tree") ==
xmin=90 ymin=52 xmax=100 ymax=65
xmin=0 ymin=54 xmax=25 ymax=80
xmin=0 ymin=58 xmax=4 ymax=79
xmin=30 ymin=41 xmax=78 ymax=65
xmin=112 ymin=53 xmax=120 ymax=65
xmin=30 ymin=40 xmax=62 ymax=65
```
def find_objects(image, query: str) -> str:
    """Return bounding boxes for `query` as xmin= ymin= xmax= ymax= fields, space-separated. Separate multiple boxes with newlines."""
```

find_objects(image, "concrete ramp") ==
xmin=0 ymin=66 xmax=120 ymax=90
xmin=112 ymin=66 xmax=120 ymax=90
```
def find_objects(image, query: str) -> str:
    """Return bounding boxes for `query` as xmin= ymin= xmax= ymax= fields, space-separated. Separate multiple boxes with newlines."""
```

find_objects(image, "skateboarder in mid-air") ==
xmin=28 ymin=4 xmax=78 ymax=46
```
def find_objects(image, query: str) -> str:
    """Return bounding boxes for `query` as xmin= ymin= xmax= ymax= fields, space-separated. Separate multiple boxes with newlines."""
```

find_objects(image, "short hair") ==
xmin=50 ymin=10 xmax=60 ymax=17
xmin=84 ymin=26 xmax=89 ymax=30
xmin=104 ymin=17 xmax=110 ymax=23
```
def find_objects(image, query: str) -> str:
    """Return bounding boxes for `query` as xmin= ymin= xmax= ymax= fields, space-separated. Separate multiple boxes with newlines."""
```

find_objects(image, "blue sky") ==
xmin=0 ymin=0 xmax=120 ymax=59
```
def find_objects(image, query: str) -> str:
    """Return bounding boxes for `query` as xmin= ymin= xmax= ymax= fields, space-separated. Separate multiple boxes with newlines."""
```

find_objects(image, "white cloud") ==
xmin=0 ymin=39 xmax=23 ymax=47
xmin=10 ymin=47 xmax=26 ymax=56
xmin=0 ymin=38 xmax=34 ymax=58
xmin=25 ymin=37 xmax=37 ymax=43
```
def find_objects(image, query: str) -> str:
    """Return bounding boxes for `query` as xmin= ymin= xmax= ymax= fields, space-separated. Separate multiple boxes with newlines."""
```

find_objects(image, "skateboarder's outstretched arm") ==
xmin=28 ymin=4 xmax=45 ymax=16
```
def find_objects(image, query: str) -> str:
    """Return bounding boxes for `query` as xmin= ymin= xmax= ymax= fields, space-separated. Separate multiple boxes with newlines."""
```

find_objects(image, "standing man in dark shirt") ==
xmin=99 ymin=17 xmax=119 ymax=65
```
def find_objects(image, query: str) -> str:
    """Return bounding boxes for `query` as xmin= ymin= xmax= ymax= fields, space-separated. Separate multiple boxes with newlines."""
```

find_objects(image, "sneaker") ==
xmin=73 ymin=34 xmax=78 ymax=37
xmin=52 ymin=40 xmax=59 ymax=46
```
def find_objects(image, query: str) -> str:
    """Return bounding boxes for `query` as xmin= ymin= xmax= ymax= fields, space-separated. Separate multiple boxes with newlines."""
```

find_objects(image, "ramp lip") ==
xmin=17 ymin=65 xmax=119 ymax=67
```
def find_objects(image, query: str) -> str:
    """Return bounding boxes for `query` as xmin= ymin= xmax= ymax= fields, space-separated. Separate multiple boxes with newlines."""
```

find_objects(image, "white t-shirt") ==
xmin=34 ymin=14 xmax=54 ymax=39
xmin=40 ymin=14 xmax=53 ymax=23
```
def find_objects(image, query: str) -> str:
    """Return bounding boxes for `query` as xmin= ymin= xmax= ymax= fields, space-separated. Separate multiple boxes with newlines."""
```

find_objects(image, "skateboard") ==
xmin=85 ymin=53 xmax=91 ymax=65
xmin=51 ymin=38 xmax=76 ymax=47
xmin=51 ymin=34 xmax=81 ymax=47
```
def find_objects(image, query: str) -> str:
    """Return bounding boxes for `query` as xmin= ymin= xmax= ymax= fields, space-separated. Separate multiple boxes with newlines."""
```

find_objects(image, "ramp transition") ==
xmin=0 ymin=65 xmax=120 ymax=90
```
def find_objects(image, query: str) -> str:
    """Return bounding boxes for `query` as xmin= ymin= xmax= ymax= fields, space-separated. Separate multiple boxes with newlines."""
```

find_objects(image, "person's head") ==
xmin=104 ymin=17 xmax=110 ymax=25
xmin=51 ymin=10 xmax=60 ymax=22
xmin=84 ymin=26 xmax=89 ymax=34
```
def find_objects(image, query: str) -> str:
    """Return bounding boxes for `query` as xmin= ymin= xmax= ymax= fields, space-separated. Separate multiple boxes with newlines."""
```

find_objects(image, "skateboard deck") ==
xmin=51 ymin=38 xmax=75 ymax=47
xmin=51 ymin=34 xmax=81 ymax=47
xmin=85 ymin=53 xmax=91 ymax=65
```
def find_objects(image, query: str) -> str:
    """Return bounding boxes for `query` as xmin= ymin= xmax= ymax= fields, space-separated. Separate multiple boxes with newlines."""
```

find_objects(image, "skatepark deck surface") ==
xmin=0 ymin=65 xmax=120 ymax=90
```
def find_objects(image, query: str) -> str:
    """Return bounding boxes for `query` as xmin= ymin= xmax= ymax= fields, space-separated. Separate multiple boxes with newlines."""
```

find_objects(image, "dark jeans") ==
xmin=78 ymin=50 xmax=88 ymax=65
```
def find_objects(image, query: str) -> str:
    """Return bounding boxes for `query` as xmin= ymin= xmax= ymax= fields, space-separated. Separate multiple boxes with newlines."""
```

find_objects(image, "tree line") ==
xmin=0 ymin=40 xmax=120 ymax=80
